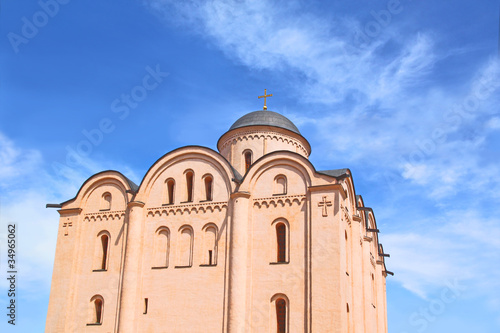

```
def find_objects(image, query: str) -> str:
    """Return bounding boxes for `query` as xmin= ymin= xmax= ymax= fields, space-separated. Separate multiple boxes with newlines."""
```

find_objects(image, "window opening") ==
xmin=186 ymin=172 xmax=194 ymax=202
xmin=276 ymin=298 xmax=286 ymax=333
xmin=204 ymin=176 xmax=213 ymax=201
xmin=244 ymin=151 xmax=252 ymax=172
xmin=276 ymin=223 xmax=286 ymax=263
xmin=100 ymin=235 xmax=109 ymax=270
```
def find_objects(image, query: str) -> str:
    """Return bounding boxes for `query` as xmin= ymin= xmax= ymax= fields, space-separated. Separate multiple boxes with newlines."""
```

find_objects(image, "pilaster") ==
xmin=117 ymin=201 xmax=145 ymax=333
xmin=227 ymin=191 xmax=251 ymax=333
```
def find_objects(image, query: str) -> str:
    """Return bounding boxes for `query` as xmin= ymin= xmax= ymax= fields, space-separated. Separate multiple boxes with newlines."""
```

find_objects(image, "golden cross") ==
xmin=258 ymin=89 xmax=273 ymax=110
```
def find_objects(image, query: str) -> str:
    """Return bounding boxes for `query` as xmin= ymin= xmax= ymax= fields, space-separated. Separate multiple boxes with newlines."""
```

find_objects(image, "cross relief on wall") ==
xmin=318 ymin=196 xmax=332 ymax=217
xmin=63 ymin=221 xmax=73 ymax=236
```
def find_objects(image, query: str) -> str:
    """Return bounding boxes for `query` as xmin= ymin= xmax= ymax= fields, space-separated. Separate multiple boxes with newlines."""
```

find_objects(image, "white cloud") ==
xmin=383 ymin=210 xmax=500 ymax=301
xmin=0 ymin=191 xmax=59 ymax=294
xmin=486 ymin=117 xmax=500 ymax=130
xmin=147 ymin=0 xmax=437 ymax=105
xmin=147 ymin=0 xmax=500 ymax=307
xmin=0 ymin=136 xmax=57 ymax=294
xmin=383 ymin=232 xmax=467 ymax=299
xmin=0 ymin=133 xmax=42 ymax=187
xmin=0 ymin=132 xmax=140 ymax=299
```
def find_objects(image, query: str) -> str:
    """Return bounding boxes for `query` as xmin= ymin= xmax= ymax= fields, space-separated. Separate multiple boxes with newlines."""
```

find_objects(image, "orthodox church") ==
xmin=46 ymin=94 xmax=391 ymax=332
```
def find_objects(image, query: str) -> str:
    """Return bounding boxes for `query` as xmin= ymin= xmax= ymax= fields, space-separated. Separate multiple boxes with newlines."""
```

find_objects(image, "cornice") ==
xmin=57 ymin=208 xmax=82 ymax=216
xmin=83 ymin=210 xmax=126 ymax=222
xmin=230 ymin=191 xmax=251 ymax=199
xmin=253 ymin=194 xmax=306 ymax=208
xmin=146 ymin=201 xmax=228 ymax=218
xmin=308 ymin=183 xmax=344 ymax=194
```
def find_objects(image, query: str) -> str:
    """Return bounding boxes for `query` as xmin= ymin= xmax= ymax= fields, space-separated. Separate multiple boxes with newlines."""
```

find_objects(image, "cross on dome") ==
xmin=258 ymin=89 xmax=273 ymax=110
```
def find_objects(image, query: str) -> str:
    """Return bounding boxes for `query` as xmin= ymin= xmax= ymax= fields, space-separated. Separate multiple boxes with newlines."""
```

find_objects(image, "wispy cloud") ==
xmin=147 ymin=0 xmax=437 ymax=105
xmin=0 ymin=132 xmax=139 ymax=297
xmin=384 ymin=208 xmax=500 ymax=324
xmin=3 ymin=0 xmax=496 ymax=318
xmin=0 ymin=133 xmax=42 ymax=188
xmin=146 ymin=0 xmax=500 ymax=308
xmin=0 ymin=134 xmax=59 ymax=294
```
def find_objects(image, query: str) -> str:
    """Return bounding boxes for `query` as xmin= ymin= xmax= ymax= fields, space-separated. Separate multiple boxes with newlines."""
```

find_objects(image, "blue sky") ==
xmin=1 ymin=0 xmax=499 ymax=331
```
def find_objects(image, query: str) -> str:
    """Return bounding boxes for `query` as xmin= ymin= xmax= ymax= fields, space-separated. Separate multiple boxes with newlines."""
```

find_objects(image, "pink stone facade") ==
xmin=46 ymin=111 xmax=389 ymax=332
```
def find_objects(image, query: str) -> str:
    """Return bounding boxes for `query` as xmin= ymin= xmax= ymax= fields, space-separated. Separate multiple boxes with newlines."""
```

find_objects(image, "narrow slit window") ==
xmin=186 ymin=172 xmax=194 ymax=202
xmin=271 ymin=219 xmax=289 ymax=264
xmin=276 ymin=223 xmax=286 ymax=263
xmin=143 ymin=298 xmax=148 ymax=314
xmin=276 ymin=298 xmax=287 ymax=333
xmin=244 ymin=151 xmax=252 ymax=172
xmin=166 ymin=179 xmax=175 ymax=205
xmin=88 ymin=295 xmax=104 ymax=325
xmin=204 ymin=176 xmax=213 ymax=201
xmin=95 ymin=299 xmax=103 ymax=324
xmin=100 ymin=234 xmax=109 ymax=270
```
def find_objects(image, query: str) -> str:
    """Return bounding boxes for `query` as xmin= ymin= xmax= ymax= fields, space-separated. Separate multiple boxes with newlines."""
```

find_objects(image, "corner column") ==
xmin=117 ymin=201 xmax=145 ymax=333
xmin=227 ymin=191 xmax=251 ymax=333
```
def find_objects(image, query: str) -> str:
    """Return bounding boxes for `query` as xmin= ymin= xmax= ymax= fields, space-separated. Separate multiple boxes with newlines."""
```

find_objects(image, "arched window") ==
xmin=94 ymin=231 xmax=110 ymax=271
xmin=271 ymin=294 xmax=289 ymax=333
xmin=271 ymin=219 xmax=289 ymax=263
xmin=101 ymin=192 xmax=111 ymax=211
xmin=202 ymin=224 xmax=218 ymax=266
xmin=276 ymin=298 xmax=286 ymax=333
xmin=243 ymin=150 xmax=252 ymax=173
xmin=276 ymin=223 xmax=286 ymax=263
xmin=100 ymin=234 xmax=109 ymax=270
xmin=274 ymin=175 xmax=287 ymax=195
xmin=203 ymin=175 xmax=213 ymax=201
xmin=176 ymin=226 xmax=193 ymax=267
xmin=88 ymin=295 xmax=104 ymax=325
xmin=164 ymin=179 xmax=175 ymax=205
xmin=185 ymin=171 xmax=194 ymax=202
xmin=153 ymin=227 xmax=170 ymax=268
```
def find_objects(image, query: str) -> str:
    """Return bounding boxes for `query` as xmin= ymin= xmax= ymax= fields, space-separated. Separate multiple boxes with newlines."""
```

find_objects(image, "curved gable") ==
xmin=237 ymin=150 xmax=316 ymax=194
xmin=134 ymin=146 xmax=237 ymax=206
xmin=60 ymin=171 xmax=135 ymax=212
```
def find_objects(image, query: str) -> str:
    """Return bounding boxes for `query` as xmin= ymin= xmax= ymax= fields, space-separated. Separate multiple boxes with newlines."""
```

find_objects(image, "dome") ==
xmin=228 ymin=111 xmax=301 ymax=135
xmin=217 ymin=110 xmax=311 ymax=171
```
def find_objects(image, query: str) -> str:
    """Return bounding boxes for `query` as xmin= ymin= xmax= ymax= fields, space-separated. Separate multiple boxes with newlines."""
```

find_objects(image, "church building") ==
xmin=46 ymin=96 xmax=391 ymax=332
